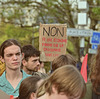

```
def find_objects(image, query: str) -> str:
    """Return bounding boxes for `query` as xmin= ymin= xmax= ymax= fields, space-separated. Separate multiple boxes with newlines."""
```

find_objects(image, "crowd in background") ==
xmin=0 ymin=39 xmax=100 ymax=99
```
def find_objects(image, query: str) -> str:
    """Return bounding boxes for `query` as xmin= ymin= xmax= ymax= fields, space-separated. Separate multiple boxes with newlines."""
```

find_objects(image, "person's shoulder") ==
xmin=32 ymin=72 xmax=48 ymax=78
xmin=86 ymin=81 xmax=92 ymax=88
xmin=80 ymin=81 xmax=92 ymax=99
xmin=21 ymin=70 xmax=31 ymax=78
xmin=0 ymin=71 xmax=5 ymax=79
xmin=0 ymin=71 xmax=6 ymax=86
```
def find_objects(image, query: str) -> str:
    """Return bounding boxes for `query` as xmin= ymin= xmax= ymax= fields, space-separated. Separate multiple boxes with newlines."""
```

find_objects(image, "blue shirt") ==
xmin=0 ymin=70 xmax=30 ymax=97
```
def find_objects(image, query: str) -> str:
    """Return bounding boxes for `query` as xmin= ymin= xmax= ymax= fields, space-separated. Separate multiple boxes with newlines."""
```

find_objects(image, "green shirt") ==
xmin=0 ymin=70 xmax=30 ymax=97
xmin=80 ymin=81 xmax=92 ymax=99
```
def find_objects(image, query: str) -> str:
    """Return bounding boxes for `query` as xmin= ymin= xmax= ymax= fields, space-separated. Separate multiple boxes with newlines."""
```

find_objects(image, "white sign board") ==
xmin=88 ymin=48 xmax=97 ymax=54
xmin=67 ymin=28 xmax=93 ymax=37
xmin=78 ymin=13 xmax=87 ymax=25
xmin=78 ymin=1 xmax=87 ymax=9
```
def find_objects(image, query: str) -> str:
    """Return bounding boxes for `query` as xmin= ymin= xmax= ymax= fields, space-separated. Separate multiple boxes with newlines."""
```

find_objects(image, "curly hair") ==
xmin=90 ymin=45 xmax=100 ymax=95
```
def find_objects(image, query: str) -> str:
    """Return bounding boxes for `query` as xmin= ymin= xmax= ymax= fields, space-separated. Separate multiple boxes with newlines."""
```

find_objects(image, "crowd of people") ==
xmin=0 ymin=38 xmax=100 ymax=99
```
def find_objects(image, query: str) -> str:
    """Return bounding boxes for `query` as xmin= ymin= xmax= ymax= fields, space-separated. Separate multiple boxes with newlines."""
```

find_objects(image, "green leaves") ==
xmin=0 ymin=23 xmax=39 ymax=47
xmin=92 ymin=8 xmax=100 ymax=15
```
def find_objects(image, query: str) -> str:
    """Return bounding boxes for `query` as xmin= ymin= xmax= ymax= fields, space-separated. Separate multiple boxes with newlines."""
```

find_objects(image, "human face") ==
xmin=80 ymin=56 xmax=84 ymax=62
xmin=3 ymin=45 xmax=22 ymax=70
xmin=50 ymin=92 xmax=80 ymax=99
xmin=40 ymin=62 xmax=44 ymax=68
xmin=50 ymin=86 xmax=80 ymax=99
xmin=25 ymin=56 xmax=40 ymax=71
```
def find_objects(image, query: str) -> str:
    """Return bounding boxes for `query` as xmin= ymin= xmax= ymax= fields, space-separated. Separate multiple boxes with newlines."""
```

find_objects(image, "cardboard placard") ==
xmin=39 ymin=23 xmax=67 ymax=62
xmin=0 ymin=89 xmax=10 ymax=99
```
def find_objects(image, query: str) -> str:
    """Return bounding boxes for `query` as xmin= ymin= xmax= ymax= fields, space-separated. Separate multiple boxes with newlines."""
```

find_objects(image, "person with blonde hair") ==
xmin=0 ymin=45 xmax=5 ymax=76
xmin=0 ymin=60 xmax=5 ymax=76
xmin=36 ymin=65 xmax=86 ymax=99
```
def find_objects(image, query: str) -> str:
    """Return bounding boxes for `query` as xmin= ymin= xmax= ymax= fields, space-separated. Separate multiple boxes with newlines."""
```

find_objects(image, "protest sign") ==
xmin=0 ymin=89 xmax=10 ymax=99
xmin=39 ymin=23 xmax=67 ymax=61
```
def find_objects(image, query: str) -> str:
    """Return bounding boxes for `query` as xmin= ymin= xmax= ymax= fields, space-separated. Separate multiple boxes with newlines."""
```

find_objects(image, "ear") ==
xmin=0 ymin=56 xmax=4 ymax=63
xmin=30 ymin=92 xmax=36 ymax=99
xmin=22 ymin=59 xmax=27 ymax=67
xmin=52 ymin=85 xmax=58 ymax=94
xmin=21 ymin=53 xmax=24 ymax=60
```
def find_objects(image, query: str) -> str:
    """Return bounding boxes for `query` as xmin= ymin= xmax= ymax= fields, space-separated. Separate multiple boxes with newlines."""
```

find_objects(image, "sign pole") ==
xmin=78 ymin=25 xmax=85 ymax=55
xmin=80 ymin=36 xmax=85 ymax=55
xmin=78 ymin=0 xmax=88 ymax=56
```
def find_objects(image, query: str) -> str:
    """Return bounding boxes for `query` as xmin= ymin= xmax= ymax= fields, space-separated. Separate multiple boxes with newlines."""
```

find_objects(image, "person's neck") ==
xmin=6 ymin=68 xmax=22 ymax=80
xmin=6 ymin=68 xmax=22 ymax=89
xmin=23 ymin=67 xmax=33 ymax=75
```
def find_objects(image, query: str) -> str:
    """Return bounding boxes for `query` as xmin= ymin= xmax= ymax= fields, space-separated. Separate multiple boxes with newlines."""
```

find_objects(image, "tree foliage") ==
xmin=0 ymin=0 xmax=100 ymax=63
xmin=0 ymin=22 xmax=39 ymax=48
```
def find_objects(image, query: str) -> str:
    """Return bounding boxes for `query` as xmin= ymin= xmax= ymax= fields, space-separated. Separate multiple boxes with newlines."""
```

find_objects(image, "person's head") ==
xmin=90 ymin=45 xmax=100 ymax=95
xmin=22 ymin=45 xmax=40 ymax=74
xmin=80 ymin=55 xmax=85 ymax=63
xmin=52 ymin=54 xmax=76 ymax=72
xmin=0 ymin=39 xmax=22 ymax=70
xmin=39 ymin=61 xmax=44 ymax=68
xmin=37 ymin=65 xmax=86 ymax=99
xmin=17 ymin=76 xmax=43 ymax=99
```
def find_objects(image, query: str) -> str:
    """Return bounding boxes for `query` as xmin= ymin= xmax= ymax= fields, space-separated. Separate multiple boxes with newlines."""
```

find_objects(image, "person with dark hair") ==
xmin=77 ymin=54 xmax=85 ymax=71
xmin=51 ymin=54 xmax=76 ymax=72
xmin=15 ymin=75 xmax=45 ymax=99
xmin=81 ymin=45 xmax=100 ymax=99
xmin=37 ymin=65 xmax=86 ymax=99
xmin=76 ymin=54 xmax=89 ymax=77
xmin=22 ymin=44 xmax=40 ymax=75
xmin=0 ymin=39 xmax=30 ymax=97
